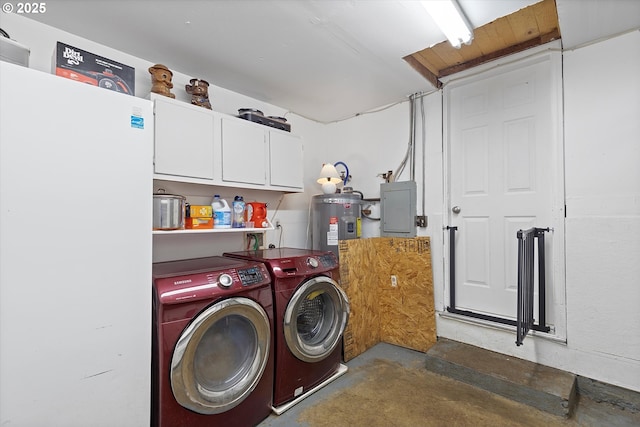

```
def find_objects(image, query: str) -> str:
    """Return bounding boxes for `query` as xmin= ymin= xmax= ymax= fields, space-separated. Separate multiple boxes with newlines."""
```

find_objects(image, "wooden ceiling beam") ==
xmin=403 ymin=55 xmax=442 ymax=89
xmin=438 ymin=28 xmax=561 ymax=78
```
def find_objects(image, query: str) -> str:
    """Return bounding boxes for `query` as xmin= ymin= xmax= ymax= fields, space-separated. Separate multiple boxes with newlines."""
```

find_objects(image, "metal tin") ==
xmin=153 ymin=193 xmax=186 ymax=230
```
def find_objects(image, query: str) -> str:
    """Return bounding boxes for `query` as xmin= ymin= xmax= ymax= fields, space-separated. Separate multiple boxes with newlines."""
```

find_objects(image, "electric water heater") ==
xmin=311 ymin=193 xmax=362 ymax=259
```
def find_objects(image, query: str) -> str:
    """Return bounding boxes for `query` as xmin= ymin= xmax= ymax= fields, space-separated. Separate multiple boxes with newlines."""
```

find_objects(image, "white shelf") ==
xmin=153 ymin=220 xmax=273 ymax=235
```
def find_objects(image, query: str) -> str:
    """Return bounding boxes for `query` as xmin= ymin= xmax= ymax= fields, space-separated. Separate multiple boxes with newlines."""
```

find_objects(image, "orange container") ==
xmin=245 ymin=202 xmax=268 ymax=228
xmin=185 ymin=217 xmax=213 ymax=229
xmin=186 ymin=205 xmax=213 ymax=218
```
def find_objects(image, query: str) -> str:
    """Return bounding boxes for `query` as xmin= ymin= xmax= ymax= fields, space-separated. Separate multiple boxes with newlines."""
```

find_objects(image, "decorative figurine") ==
xmin=148 ymin=64 xmax=175 ymax=98
xmin=185 ymin=78 xmax=212 ymax=109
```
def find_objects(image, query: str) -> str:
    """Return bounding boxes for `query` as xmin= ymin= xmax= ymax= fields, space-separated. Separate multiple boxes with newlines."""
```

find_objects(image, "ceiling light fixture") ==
xmin=422 ymin=0 xmax=474 ymax=49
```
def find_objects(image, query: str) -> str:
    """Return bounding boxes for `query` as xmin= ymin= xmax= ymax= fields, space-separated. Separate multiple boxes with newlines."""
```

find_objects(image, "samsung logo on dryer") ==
xmin=174 ymin=279 xmax=192 ymax=285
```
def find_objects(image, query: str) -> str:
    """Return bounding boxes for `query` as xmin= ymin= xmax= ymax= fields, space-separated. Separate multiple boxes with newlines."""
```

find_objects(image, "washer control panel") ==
xmin=237 ymin=265 xmax=267 ymax=286
xmin=153 ymin=257 xmax=271 ymax=304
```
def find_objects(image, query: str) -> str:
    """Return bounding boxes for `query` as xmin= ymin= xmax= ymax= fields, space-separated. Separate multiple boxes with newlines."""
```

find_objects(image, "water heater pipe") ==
xmin=333 ymin=161 xmax=350 ymax=186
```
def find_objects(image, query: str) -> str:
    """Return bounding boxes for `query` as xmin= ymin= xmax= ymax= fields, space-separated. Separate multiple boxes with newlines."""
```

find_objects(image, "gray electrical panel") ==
xmin=380 ymin=181 xmax=417 ymax=237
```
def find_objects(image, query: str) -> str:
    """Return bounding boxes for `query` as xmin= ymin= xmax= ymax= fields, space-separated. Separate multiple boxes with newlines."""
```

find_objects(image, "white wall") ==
xmin=563 ymin=30 xmax=640 ymax=385
xmin=4 ymin=12 xmax=639 ymax=397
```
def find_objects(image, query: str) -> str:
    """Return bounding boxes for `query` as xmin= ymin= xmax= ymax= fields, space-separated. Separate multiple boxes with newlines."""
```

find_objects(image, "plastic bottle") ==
xmin=232 ymin=195 xmax=245 ymax=228
xmin=211 ymin=195 xmax=231 ymax=229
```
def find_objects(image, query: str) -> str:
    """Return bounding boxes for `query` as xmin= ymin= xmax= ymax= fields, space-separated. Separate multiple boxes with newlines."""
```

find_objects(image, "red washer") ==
xmin=224 ymin=248 xmax=349 ymax=411
xmin=152 ymin=256 xmax=274 ymax=427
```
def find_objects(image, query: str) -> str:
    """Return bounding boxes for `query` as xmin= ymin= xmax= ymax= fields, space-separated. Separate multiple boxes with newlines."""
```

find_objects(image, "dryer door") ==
xmin=284 ymin=276 xmax=350 ymax=363
xmin=170 ymin=297 xmax=270 ymax=414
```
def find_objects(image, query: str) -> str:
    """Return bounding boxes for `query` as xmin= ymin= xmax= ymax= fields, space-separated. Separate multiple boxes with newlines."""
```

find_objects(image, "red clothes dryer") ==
xmin=152 ymin=256 xmax=274 ymax=427
xmin=224 ymin=248 xmax=349 ymax=412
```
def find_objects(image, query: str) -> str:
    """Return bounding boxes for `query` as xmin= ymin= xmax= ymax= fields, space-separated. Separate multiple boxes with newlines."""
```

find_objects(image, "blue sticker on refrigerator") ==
xmin=131 ymin=116 xmax=144 ymax=129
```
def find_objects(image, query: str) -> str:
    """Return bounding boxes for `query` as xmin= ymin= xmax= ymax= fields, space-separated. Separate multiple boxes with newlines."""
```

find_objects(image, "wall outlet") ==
xmin=391 ymin=275 xmax=398 ymax=287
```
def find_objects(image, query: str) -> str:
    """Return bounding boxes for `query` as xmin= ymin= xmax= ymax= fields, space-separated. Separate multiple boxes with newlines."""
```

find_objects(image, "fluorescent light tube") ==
xmin=422 ymin=0 xmax=474 ymax=49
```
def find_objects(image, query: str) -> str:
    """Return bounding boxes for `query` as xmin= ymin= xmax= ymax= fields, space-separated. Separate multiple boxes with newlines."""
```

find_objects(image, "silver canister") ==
xmin=153 ymin=192 xmax=186 ymax=230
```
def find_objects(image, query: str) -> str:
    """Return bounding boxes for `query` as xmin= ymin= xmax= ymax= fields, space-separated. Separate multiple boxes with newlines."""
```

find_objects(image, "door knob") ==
xmin=452 ymin=206 xmax=461 ymax=214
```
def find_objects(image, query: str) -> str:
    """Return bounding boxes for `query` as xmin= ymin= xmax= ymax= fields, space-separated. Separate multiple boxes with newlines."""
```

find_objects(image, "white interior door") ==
xmin=445 ymin=48 xmax=564 ymax=327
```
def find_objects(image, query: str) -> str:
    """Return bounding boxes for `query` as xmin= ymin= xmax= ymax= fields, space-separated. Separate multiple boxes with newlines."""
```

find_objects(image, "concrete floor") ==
xmin=257 ymin=342 xmax=640 ymax=427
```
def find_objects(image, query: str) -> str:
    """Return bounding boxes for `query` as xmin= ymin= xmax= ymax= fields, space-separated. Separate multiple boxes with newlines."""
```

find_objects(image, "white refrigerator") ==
xmin=0 ymin=61 xmax=153 ymax=426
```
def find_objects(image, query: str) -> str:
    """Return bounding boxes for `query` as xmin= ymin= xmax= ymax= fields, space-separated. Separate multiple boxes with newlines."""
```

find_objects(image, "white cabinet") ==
xmin=221 ymin=117 xmax=267 ymax=185
xmin=269 ymin=131 xmax=303 ymax=189
xmin=153 ymin=95 xmax=215 ymax=180
xmin=152 ymin=94 xmax=304 ymax=192
xmin=220 ymin=118 xmax=304 ymax=189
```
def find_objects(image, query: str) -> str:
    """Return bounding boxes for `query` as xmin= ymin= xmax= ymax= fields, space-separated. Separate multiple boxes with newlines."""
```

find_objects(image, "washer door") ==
xmin=284 ymin=276 xmax=350 ymax=363
xmin=170 ymin=297 xmax=270 ymax=414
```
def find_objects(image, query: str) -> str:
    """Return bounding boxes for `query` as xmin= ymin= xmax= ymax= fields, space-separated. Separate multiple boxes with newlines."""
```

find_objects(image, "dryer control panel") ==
xmin=318 ymin=254 xmax=337 ymax=268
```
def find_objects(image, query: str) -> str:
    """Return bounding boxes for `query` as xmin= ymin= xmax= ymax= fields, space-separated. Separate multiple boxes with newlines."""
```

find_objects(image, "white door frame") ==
xmin=441 ymin=41 xmax=566 ymax=342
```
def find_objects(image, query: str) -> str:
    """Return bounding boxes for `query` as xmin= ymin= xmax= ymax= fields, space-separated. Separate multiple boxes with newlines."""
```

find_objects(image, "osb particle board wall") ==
xmin=339 ymin=237 xmax=436 ymax=361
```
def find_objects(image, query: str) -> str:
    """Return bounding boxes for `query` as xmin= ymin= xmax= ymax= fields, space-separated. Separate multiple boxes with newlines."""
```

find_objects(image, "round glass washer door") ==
xmin=284 ymin=276 xmax=350 ymax=363
xmin=170 ymin=297 xmax=271 ymax=414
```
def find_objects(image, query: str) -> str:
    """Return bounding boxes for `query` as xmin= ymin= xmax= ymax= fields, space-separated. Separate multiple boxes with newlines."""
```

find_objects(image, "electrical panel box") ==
xmin=380 ymin=181 xmax=417 ymax=237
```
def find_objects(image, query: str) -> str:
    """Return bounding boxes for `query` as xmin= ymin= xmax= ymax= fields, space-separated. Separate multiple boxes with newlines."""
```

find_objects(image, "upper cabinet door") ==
xmin=270 ymin=132 xmax=303 ymax=189
xmin=154 ymin=97 xmax=215 ymax=180
xmin=221 ymin=118 xmax=267 ymax=185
